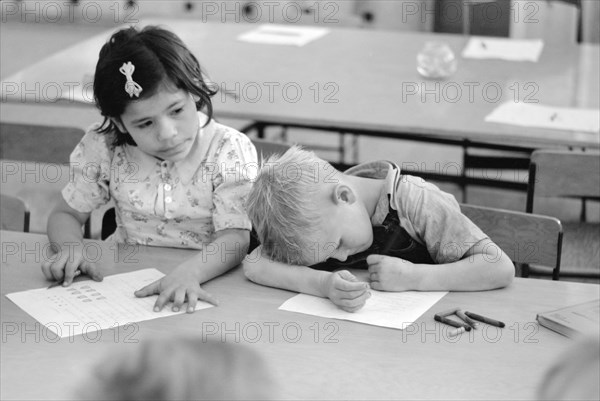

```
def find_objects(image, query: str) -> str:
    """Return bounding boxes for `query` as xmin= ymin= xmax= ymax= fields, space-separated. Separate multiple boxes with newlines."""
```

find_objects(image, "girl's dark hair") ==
xmin=93 ymin=25 xmax=217 ymax=146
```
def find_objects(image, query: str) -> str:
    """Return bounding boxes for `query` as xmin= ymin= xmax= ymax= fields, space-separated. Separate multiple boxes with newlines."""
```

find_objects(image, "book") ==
xmin=536 ymin=299 xmax=600 ymax=338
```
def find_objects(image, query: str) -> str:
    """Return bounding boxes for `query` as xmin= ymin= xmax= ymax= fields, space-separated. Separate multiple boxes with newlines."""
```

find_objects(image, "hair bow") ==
xmin=119 ymin=61 xmax=143 ymax=98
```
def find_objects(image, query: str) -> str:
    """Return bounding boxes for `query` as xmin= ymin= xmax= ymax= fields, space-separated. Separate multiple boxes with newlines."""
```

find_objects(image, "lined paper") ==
xmin=485 ymin=102 xmax=600 ymax=133
xmin=279 ymin=290 xmax=447 ymax=330
xmin=462 ymin=37 xmax=544 ymax=62
xmin=6 ymin=269 xmax=213 ymax=338
xmin=237 ymin=24 xmax=329 ymax=46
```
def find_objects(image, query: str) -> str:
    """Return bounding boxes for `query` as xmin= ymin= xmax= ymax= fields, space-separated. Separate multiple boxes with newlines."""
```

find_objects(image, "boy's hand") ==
xmin=367 ymin=255 xmax=417 ymax=291
xmin=41 ymin=244 xmax=103 ymax=286
xmin=134 ymin=264 xmax=218 ymax=313
xmin=323 ymin=270 xmax=371 ymax=313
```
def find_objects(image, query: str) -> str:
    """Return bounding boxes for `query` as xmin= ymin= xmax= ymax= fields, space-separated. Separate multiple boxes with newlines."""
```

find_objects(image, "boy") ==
xmin=243 ymin=146 xmax=514 ymax=312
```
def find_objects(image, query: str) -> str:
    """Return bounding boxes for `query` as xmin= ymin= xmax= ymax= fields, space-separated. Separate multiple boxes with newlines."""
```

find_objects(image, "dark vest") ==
xmin=311 ymin=197 xmax=435 ymax=271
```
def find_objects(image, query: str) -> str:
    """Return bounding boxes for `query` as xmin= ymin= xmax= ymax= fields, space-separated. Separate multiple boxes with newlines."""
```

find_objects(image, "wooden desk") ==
xmin=1 ymin=19 xmax=598 ymax=151
xmin=2 ymin=230 xmax=599 ymax=400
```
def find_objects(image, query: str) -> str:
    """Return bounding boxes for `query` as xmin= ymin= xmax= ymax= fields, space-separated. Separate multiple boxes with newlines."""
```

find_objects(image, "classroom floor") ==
xmin=1 ymin=18 xmax=598 ymax=283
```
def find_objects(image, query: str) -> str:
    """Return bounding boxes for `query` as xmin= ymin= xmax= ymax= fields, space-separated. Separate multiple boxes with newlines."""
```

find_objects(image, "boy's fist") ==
xmin=324 ymin=270 xmax=371 ymax=312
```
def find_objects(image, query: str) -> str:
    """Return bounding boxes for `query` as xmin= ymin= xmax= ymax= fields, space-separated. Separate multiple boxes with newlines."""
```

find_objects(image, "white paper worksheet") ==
xmin=485 ymin=102 xmax=600 ymax=133
xmin=6 ymin=269 xmax=213 ymax=338
xmin=279 ymin=290 xmax=447 ymax=330
xmin=237 ymin=24 xmax=329 ymax=47
xmin=462 ymin=37 xmax=544 ymax=62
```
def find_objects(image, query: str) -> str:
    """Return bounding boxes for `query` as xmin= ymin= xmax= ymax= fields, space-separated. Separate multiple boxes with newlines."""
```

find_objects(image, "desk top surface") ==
xmin=2 ymin=230 xmax=599 ymax=400
xmin=2 ymin=19 xmax=599 ymax=149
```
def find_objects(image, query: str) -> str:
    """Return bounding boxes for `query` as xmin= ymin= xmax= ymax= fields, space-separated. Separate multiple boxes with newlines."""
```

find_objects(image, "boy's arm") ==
xmin=368 ymin=239 xmax=515 ymax=292
xmin=135 ymin=228 xmax=249 ymax=312
xmin=243 ymin=246 xmax=329 ymax=296
xmin=243 ymin=246 xmax=370 ymax=312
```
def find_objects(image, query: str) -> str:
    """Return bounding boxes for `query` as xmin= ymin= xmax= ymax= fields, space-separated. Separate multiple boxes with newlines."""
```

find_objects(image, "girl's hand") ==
xmin=323 ymin=270 xmax=371 ymax=313
xmin=367 ymin=255 xmax=417 ymax=291
xmin=134 ymin=264 xmax=219 ymax=313
xmin=41 ymin=244 xmax=103 ymax=286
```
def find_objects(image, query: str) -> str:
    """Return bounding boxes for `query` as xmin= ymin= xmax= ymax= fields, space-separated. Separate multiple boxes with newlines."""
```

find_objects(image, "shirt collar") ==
xmin=345 ymin=161 xmax=400 ymax=225
xmin=173 ymin=112 xmax=212 ymax=184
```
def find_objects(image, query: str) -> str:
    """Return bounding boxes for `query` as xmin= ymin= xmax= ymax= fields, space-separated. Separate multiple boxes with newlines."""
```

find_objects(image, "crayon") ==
xmin=434 ymin=314 xmax=471 ymax=331
xmin=435 ymin=308 xmax=459 ymax=318
xmin=456 ymin=309 xmax=479 ymax=329
xmin=448 ymin=327 xmax=466 ymax=337
xmin=464 ymin=311 xmax=505 ymax=328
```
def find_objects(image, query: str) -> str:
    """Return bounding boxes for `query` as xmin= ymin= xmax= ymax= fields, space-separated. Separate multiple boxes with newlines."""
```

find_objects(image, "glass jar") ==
xmin=416 ymin=41 xmax=458 ymax=79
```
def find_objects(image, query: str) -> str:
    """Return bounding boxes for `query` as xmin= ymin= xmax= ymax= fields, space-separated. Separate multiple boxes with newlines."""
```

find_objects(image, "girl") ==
xmin=41 ymin=26 xmax=257 ymax=313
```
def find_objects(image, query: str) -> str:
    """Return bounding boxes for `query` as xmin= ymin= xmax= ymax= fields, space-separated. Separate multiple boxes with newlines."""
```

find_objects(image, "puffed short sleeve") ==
xmin=395 ymin=175 xmax=489 ymax=264
xmin=61 ymin=125 xmax=113 ymax=213
xmin=210 ymin=127 xmax=258 ymax=232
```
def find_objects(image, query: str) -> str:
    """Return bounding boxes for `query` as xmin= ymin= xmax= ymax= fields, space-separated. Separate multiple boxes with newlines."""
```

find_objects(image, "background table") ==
xmin=1 ymin=230 xmax=599 ymax=400
xmin=2 ymin=19 xmax=598 ymax=151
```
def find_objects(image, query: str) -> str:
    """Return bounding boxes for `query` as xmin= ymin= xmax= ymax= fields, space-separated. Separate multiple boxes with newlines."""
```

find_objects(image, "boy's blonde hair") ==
xmin=247 ymin=146 xmax=339 ymax=265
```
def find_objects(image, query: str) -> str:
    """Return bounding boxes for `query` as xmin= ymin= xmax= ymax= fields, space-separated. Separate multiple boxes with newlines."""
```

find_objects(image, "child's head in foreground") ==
xmin=537 ymin=334 xmax=600 ymax=400
xmin=93 ymin=25 xmax=217 ymax=151
xmin=76 ymin=336 xmax=276 ymax=401
xmin=247 ymin=146 xmax=374 ymax=266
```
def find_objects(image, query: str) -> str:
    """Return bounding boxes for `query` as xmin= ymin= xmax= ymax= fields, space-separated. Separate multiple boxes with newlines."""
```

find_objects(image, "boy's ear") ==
xmin=110 ymin=118 xmax=126 ymax=134
xmin=332 ymin=184 xmax=356 ymax=205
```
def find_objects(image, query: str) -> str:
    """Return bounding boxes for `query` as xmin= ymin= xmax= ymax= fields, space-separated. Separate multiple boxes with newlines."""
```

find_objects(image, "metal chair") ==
xmin=0 ymin=122 xmax=84 ymax=163
xmin=0 ymin=193 xmax=29 ymax=232
xmin=0 ymin=160 xmax=72 ymax=235
xmin=525 ymin=149 xmax=600 ymax=280
xmin=0 ymin=122 xmax=103 ymax=236
xmin=251 ymin=137 xmax=291 ymax=162
xmin=460 ymin=203 xmax=563 ymax=280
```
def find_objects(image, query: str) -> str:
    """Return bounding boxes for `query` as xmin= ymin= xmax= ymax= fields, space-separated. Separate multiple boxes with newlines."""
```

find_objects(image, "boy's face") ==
xmin=302 ymin=185 xmax=374 ymax=265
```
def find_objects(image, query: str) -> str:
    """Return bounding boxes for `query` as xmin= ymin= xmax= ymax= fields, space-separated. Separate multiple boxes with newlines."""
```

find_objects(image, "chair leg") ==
xmin=84 ymin=219 xmax=91 ymax=239
xmin=279 ymin=126 xmax=288 ymax=143
xmin=255 ymin=123 xmax=266 ymax=139
xmin=521 ymin=263 xmax=530 ymax=278
xmin=461 ymin=145 xmax=468 ymax=203
xmin=338 ymin=132 xmax=346 ymax=165
xmin=352 ymin=134 xmax=359 ymax=164
xmin=23 ymin=211 xmax=30 ymax=233
xmin=580 ymin=198 xmax=587 ymax=222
